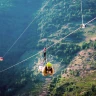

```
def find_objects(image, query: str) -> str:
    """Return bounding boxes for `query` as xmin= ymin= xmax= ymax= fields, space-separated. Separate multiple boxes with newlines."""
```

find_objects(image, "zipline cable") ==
xmin=0 ymin=28 xmax=80 ymax=73
xmin=0 ymin=17 xmax=96 ymax=73
xmin=47 ymin=27 xmax=81 ymax=50
xmin=85 ymin=17 xmax=96 ymax=25
xmin=3 ymin=0 xmax=50 ymax=58
xmin=3 ymin=15 xmax=39 ymax=57
xmin=81 ymin=0 xmax=83 ymax=24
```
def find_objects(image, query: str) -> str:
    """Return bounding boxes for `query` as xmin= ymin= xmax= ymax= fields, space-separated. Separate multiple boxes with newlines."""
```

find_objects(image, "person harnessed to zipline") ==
xmin=38 ymin=48 xmax=54 ymax=76
xmin=43 ymin=47 xmax=47 ymax=63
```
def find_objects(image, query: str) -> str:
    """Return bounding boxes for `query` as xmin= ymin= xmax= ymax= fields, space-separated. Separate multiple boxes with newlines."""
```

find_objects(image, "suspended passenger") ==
xmin=0 ymin=57 xmax=3 ymax=61
xmin=42 ymin=62 xmax=54 ymax=76
xmin=81 ymin=23 xmax=86 ymax=28
xmin=43 ymin=47 xmax=46 ymax=62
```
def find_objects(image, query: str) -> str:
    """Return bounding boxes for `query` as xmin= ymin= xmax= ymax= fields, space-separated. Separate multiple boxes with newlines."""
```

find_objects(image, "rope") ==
xmin=81 ymin=0 xmax=83 ymax=24
xmin=3 ymin=0 xmax=50 ymax=58
xmin=0 ymin=28 xmax=80 ymax=73
xmin=47 ymin=27 xmax=81 ymax=50
xmin=82 ymin=15 xmax=83 ymax=24
xmin=3 ymin=15 xmax=38 ymax=57
xmin=0 ymin=17 xmax=96 ymax=73
xmin=0 ymin=51 xmax=42 ymax=73
xmin=85 ymin=17 xmax=96 ymax=25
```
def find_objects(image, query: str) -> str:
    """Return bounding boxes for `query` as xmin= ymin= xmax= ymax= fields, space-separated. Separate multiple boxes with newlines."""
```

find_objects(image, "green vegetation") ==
xmin=82 ymin=41 xmax=96 ymax=50
xmin=49 ymin=43 xmax=81 ymax=65
xmin=48 ymin=71 xmax=96 ymax=96
xmin=47 ymin=40 xmax=96 ymax=96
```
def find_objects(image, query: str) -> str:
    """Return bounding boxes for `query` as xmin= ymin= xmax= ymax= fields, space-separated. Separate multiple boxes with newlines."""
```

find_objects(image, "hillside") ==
xmin=36 ymin=0 xmax=96 ymax=96
xmin=47 ymin=46 xmax=96 ymax=96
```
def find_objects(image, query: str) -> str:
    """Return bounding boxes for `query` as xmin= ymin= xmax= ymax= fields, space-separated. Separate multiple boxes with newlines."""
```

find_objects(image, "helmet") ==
xmin=46 ymin=62 xmax=52 ymax=67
